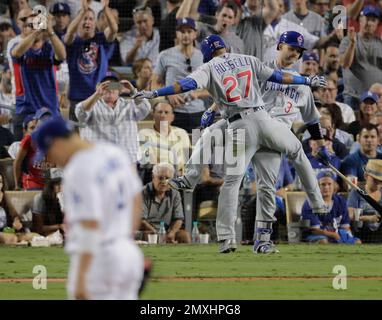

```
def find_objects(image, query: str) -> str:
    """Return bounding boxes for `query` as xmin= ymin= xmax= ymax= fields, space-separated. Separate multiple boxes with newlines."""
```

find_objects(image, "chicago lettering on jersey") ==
xmin=264 ymin=81 xmax=300 ymax=103
xmin=213 ymin=56 xmax=251 ymax=75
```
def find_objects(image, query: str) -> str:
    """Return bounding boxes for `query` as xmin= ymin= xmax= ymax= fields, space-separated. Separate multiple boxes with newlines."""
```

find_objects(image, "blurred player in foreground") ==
xmin=32 ymin=117 xmax=144 ymax=300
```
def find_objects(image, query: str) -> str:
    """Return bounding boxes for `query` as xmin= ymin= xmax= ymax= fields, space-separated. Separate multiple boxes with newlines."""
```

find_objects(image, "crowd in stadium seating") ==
xmin=0 ymin=0 xmax=382 ymax=245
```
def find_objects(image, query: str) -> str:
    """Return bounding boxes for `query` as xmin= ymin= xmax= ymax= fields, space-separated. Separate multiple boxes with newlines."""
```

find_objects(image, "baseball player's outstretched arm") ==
xmin=267 ymin=70 xmax=327 ymax=88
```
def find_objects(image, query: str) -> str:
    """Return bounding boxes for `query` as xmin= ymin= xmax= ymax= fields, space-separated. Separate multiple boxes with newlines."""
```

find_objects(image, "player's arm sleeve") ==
xmin=172 ymin=191 xmax=185 ymax=221
xmin=253 ymin=57 xmax=274 ymax=81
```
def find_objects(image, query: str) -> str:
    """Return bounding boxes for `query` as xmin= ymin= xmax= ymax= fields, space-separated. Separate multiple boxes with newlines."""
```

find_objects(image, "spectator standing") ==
xmin=140 ymin=162 xmax=191 ymax=243
xmin=75 ymin=72 xmax=150 ymax=164
xmin=11 ymin=12 xmax=66 ymax=140
xmin=139 ymin=101 xmax=190 ymax=175
xmin=51 ymin=2 xmax=71 ymax=39
xmin=177 ymin=0 xmax=245 ymax=54
xmin=347 ymin=159 xmax=382 ymax=243
xmin=96 ymin=7 xmax=121 ymax=66
xmin=343 ymin=0 xmax=382 ymax=38
xmin=301 ymin=171 xmax=361 ymax=244
xmin=6 ymin=8 xmax=33 ymax=105
xmin=152 ymin=18 xmax=208 ymax=132
xmin=341 ymin=124 xmax=382 ymax=183
xmin=347 ymin=91 xmax=379 ymax=140
xmin=321 ymin=79 xmax=355 ymax=124
xmin=0 ymin=22 xmax=16 ymax=63
xmin=236 ymin=0 xmax=279 ymax=58
xmin=159 ymin=0 xmax=183 ymax=52
xmin=339 ymin=6 xmax=382 ymax=110
xmin=120 ymin=6 xmax=160 ymax=67
xmin=64 ymin=0 xmax=118 ymax=121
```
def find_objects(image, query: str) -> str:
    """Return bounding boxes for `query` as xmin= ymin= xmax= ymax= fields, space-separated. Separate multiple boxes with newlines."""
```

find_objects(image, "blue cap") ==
xmin=22 ymin=114 xmax=35 ymax=130
xmin=51 ymin=2 xmax=71 ymax=15
xmin=360 ymin=5 xmax=381 ymax=19
xmin=317 ymin=170 xmax=337 ymax=181
xmin=302 ymin=52 xmax=319 ymax=62
xmin=101 ymin=71 xmax=119 ymax=82
xmin=34 ymin=107 xmax=53 ymax=121
xmin=201 ymin=34 xmax=226 ymax=63
xmin=31 ymin=116 xmax=74 ymax=162
xmin=176 ymin=17 xmax=196 ymax=31
xmin=360 ymin=91 xmax=379 ymax=103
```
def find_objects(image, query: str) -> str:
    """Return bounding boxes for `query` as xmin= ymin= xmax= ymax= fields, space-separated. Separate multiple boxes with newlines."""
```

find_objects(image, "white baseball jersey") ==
xmin=260 ymin=60 xmax=320 ymax=128
xmin=188 ymin=52 xmax=274 ymax=118
xmin=63 ymin=143 xmax=142 ymax=254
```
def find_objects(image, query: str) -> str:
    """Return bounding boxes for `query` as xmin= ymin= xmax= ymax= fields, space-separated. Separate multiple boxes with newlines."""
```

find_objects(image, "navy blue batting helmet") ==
xmin=277 ymin=31 xmax=306 ymax=58
xmin=200 ymin=34 xmax=226 ymax=63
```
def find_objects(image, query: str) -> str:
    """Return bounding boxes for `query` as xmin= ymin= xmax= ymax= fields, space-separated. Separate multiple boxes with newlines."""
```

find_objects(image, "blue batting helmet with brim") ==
xmin=277 ymin=31 xmax=307 ymax=58
xmin=200 ymin=34 xmax=226 ymax=63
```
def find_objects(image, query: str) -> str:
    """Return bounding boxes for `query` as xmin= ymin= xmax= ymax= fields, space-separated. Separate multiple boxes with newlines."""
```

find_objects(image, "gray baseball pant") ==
xmin=216 ymin=109 xmax=325 ymax=241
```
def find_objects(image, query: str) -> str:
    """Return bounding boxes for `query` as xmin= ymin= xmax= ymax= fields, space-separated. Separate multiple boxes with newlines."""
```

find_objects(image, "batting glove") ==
xmin=200 ymin=108 xmax=216 ymax=128
xmin=306 ymin=75 xmax=327 ymax=88
xmin=316 ymin=145 xmax=330 ymax=166
xmin=131 ymin=90 xmax=158 ymax=100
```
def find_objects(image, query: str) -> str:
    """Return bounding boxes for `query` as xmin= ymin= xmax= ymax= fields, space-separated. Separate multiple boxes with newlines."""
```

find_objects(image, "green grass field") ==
xmin=1 ymin=244 xmax=382 ymax=300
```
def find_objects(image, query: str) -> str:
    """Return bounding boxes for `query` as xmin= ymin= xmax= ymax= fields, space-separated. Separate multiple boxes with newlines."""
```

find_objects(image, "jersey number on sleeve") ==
xmin=223 ymin=70 xmax=252 ymax=102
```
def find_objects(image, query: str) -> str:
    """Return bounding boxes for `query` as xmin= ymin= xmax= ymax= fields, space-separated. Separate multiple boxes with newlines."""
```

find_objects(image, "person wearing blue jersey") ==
xmin=11 ymin=12 xmax=66 ymax=141
xmin=64 ymin=0 xmax=118 ymax=122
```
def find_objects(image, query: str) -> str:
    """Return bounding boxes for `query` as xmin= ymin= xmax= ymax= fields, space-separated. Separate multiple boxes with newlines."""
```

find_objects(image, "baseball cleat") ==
xmin=218 ymin=239 xmax=237 ymax=253
xmin=253 ymin=240 xmax=280 ymax=254
xmin=167 ymin=177 xmax=193 ymax=191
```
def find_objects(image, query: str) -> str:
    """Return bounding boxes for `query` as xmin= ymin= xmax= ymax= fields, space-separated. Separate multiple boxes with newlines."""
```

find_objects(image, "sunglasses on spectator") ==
xmin=24 ymin=22 xmax=34 ymax=29
xmin=185 ymin=58 xmax=192 ymax=73
xmin=133 ymin=5 xmax=151 ymax=15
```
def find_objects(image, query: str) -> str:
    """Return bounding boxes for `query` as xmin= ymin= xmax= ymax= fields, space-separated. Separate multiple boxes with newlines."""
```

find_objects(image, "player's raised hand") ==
xmin=131 ymin=90 xmax=158 ymax=100
xmin=81 ymin=0 xmax=89 ymax=11
xmin=307 ymin=75 xmax=327 ymax=88
xmin=201 ymin=107 xmax=216 ymax=128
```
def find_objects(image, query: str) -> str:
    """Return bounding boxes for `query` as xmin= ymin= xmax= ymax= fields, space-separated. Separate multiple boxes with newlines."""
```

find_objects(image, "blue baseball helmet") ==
xmin=277 ymin=31 xmax=306 ymax=58
xmin=200 ymin=34 xmax=226 ymax=63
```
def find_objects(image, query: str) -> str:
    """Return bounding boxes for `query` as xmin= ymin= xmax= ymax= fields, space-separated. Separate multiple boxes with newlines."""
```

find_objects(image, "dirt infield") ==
xmin=2 ymin=276 xmax=382 ymax=283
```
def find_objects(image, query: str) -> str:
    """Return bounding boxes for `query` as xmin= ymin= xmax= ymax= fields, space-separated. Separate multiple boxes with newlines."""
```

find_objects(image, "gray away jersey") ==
xmin=260 ymin=60 xmax=320 ymax=128
xmin=188 ymin=53 xmax=274 ymax=118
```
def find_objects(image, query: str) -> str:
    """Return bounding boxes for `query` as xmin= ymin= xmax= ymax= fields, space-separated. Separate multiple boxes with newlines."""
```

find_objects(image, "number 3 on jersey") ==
xmin=223 ymin=70 xmax=252 ymax=102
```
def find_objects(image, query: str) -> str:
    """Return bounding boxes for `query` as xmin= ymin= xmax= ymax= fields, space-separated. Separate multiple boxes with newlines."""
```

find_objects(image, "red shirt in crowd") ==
xmin=20 ymin=134 xmax=52 ymax=190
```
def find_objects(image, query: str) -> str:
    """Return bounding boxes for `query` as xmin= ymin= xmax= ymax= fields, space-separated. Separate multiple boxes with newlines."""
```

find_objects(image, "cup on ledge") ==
xmin=200 ymin=233 xmax=209 ymax=244
xmin=354 ymin=208 xmax=362 ymax=221
xmin=148 ymin=233 xmax=158 ymax=245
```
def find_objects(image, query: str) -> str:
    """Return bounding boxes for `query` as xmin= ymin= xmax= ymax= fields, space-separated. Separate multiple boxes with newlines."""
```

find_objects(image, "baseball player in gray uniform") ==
xmin=133 ymin=34 xmax=328 ymax=254
xmin=168 ymin=31 xmax=330 ymax=254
